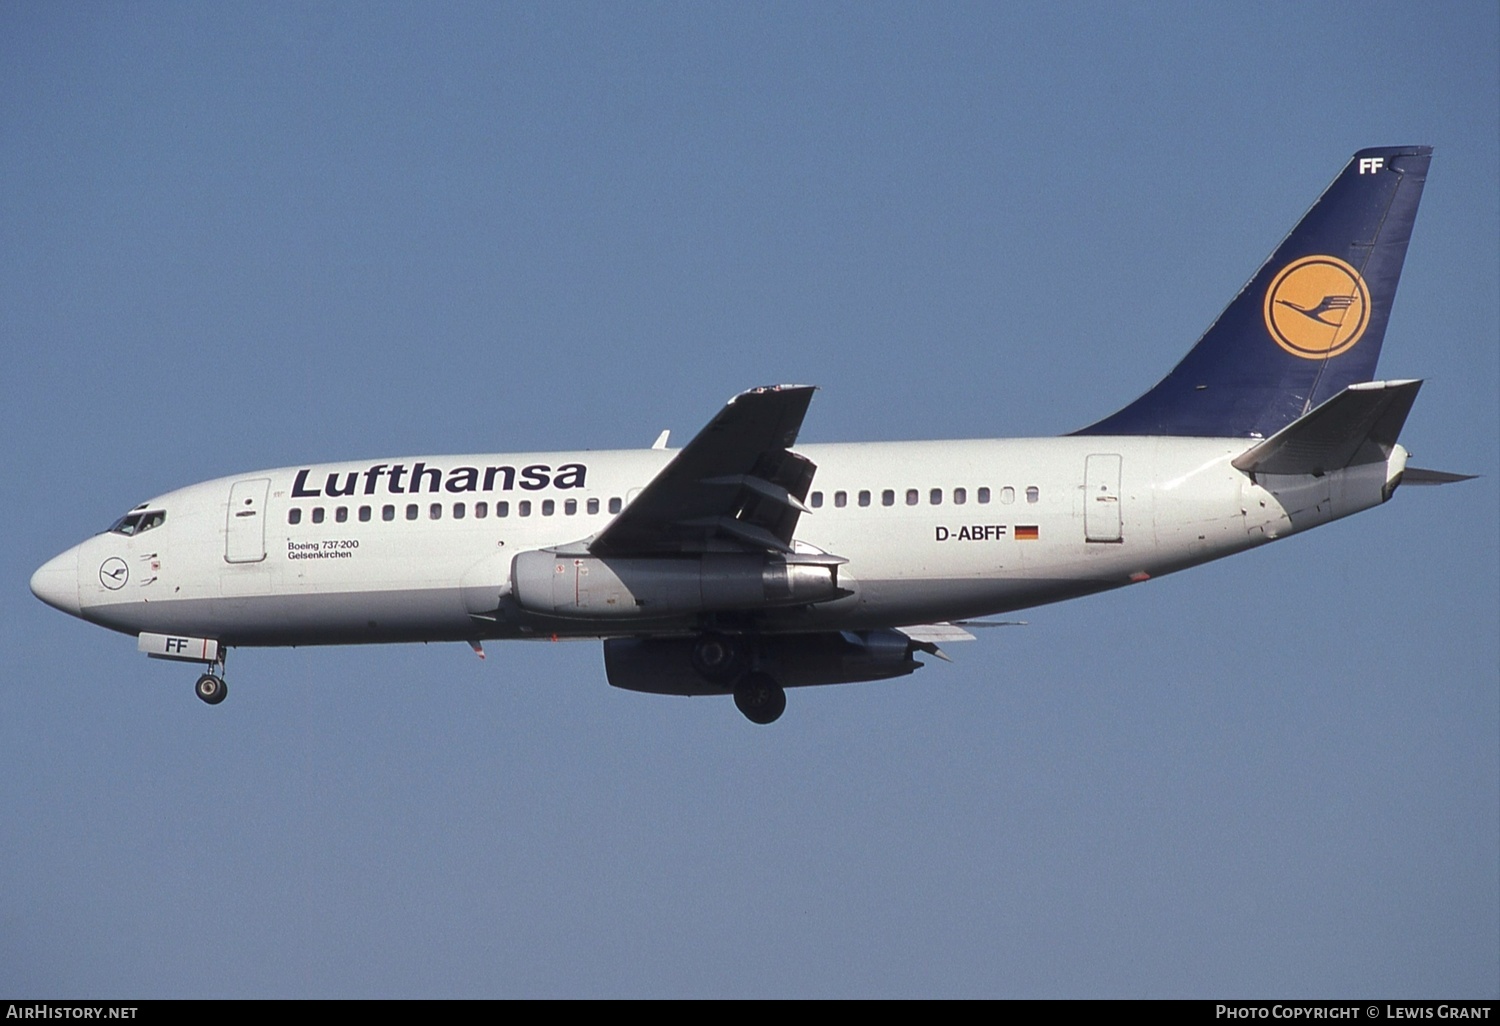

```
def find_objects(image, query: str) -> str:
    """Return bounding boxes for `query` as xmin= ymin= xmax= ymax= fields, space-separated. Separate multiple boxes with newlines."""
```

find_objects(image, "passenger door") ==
xmin=225 ymin=478 xmax=271 ymax=563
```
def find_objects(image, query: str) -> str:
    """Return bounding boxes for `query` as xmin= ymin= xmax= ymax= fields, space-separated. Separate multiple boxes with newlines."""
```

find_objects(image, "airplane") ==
xmin=30 ymin=145 xmax=1471 ymax=724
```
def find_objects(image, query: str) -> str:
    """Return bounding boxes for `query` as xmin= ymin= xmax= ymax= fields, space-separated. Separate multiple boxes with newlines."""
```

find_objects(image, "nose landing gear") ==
xmin=194 ymin=653 xmax=228 ymax=705
xmin=195 ymin=673 xmax=227 ymax=704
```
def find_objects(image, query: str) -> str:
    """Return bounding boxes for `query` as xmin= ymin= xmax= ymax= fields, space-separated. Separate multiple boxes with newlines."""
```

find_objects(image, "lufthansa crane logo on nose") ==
xmin=99 ymin=557 xmax=129 ymax=590
xmin=1263 ymin=254 xmax=1370 ymax=359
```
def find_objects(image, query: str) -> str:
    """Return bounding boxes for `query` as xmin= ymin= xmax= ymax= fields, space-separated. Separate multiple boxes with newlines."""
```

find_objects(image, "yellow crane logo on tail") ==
xmin=1263 ymin=255 xmax=1370 ymax=359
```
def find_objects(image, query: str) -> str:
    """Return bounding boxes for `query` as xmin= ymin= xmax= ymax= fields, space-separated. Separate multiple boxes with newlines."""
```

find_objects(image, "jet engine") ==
xmin=511 ymin=550 xmax=845 ymax=620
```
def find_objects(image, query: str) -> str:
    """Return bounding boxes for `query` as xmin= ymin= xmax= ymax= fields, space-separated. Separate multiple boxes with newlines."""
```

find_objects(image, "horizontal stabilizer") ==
xmin=1231 ymin=380 xmax=1421 ymax=476
xmin=1400 ymin=467 xmax=1477 ymax=485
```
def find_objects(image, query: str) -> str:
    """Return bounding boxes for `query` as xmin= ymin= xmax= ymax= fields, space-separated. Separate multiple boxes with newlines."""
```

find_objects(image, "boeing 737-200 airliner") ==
xmin=31 ymin=146 xmax=1469 ymax=723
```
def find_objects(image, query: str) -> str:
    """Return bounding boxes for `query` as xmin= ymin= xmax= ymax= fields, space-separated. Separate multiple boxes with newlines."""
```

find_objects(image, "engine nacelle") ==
xmin=511 ymin=551 xmax=843 ymax=620
xmin=603 ymin=629 xmax=922 ymax=696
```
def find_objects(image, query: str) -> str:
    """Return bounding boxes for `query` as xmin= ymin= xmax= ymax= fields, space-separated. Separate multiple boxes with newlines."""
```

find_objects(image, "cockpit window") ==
xmin=108 ymin=510 xmax=166 ymax=536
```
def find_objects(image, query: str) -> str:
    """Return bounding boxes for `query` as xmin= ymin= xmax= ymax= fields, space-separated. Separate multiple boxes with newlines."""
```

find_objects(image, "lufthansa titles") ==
xmin=291 ymin=461 xmax=587 ymax=499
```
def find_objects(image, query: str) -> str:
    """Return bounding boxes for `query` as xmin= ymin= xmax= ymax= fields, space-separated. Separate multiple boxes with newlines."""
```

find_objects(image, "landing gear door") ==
xmin=225 ymin=478 xmax=271 ymax=563
xmin=1084 ymin=454 xmax=1123 ymax=543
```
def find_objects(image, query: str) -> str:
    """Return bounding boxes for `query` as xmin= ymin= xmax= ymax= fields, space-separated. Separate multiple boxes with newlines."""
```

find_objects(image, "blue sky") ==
xmin=3 ymin=2 xmax=1496 ymax=998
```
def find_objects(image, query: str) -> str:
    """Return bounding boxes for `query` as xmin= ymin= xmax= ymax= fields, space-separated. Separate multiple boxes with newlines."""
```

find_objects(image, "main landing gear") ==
xmin=733 ymin=672 xmax=787 ymax=725
xmin=194 ymin=653 xmax=228 ymax=705
xmin=692 ymin=634 xmax=787 ymax=725
xmin=690 ymin=632 xmax=746 ymax=683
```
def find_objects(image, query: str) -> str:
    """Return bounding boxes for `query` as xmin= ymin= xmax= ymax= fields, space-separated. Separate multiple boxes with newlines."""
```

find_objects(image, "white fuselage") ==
xmin=33 ymin=435 xmax=1400 ymax=648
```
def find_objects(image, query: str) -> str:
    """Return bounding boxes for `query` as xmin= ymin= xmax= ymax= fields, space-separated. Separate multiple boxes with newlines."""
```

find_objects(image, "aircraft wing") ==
xmin=589 ymin=385 xmax=819 ymax=556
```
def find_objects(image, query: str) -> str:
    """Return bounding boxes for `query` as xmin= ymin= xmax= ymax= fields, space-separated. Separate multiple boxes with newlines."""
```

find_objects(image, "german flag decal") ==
xmin=1014 ymin=525 xmax=1040 ymax=540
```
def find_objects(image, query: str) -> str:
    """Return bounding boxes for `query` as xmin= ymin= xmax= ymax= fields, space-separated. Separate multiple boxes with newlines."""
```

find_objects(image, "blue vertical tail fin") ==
xmin=1076 ymin=146 xmax=1431 ymax=438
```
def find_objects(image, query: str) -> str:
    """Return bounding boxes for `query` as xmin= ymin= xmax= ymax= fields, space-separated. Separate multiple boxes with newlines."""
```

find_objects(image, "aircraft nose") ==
xmin=31 ymin=547 xmax=81 ymax=617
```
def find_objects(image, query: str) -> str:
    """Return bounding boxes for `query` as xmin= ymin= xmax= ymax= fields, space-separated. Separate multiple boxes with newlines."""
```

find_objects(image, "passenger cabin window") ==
xmin=954 ymin=487 xmax=967 ymax=505
xmin=336 ymin=506 xmax=348 ymax=523
xmin=609 ymin=497 xmax=623 ymax=514
xmin=882 ymin=489 xmax=895 ymax=507
xmin=978 ymin=487 xmax=991 ymax=504
xmin=496 ymin=501 xmax=509 ymax=517
xmin=542 ymin=499 xmax=555 ymax=516
xmin=587 ymin=498 xmax=600 ymax=515
xmin=312 ymin=508 xmax=325 ymax=524
xmin=906 ymin=489 xmax=919 ymax=506
xmin=834 ymin=491 xmax=847 ymax=508
xmin=929 ymin=489 xmax=942 ymax=505
xmin=406 ymin=504 xmax=418 ymax=521
xmin=564 ymin=499 xmax=577 ymax=515
xmin=429 ymin=503 xmax=442 ymax=520
xmin=999 ymin=486 xmax=1013 ymax=504
xmin=453 ymin=502 xmax=466 ymax=520
xmin=359 ymin=506 xmax=371 ymax=522
xmin=1026 ymin=486 xmax=1040 ymax=504
xmin=383 ymin=504 xmax=395 ymax=521
xmin=810 ymin=492 xmax=823 ymax=509
xmin=287 ymin=508 xmax=301 ymax=526
xmin=475 ymin=501 xmax=488 ymax=518
xmin=519 ymin=501 xmax=532 ymax=517
xmin=111 ymin=510 xmax=167 ymax=535
xmin=858 ymin=490 xmax=871 ymax=507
